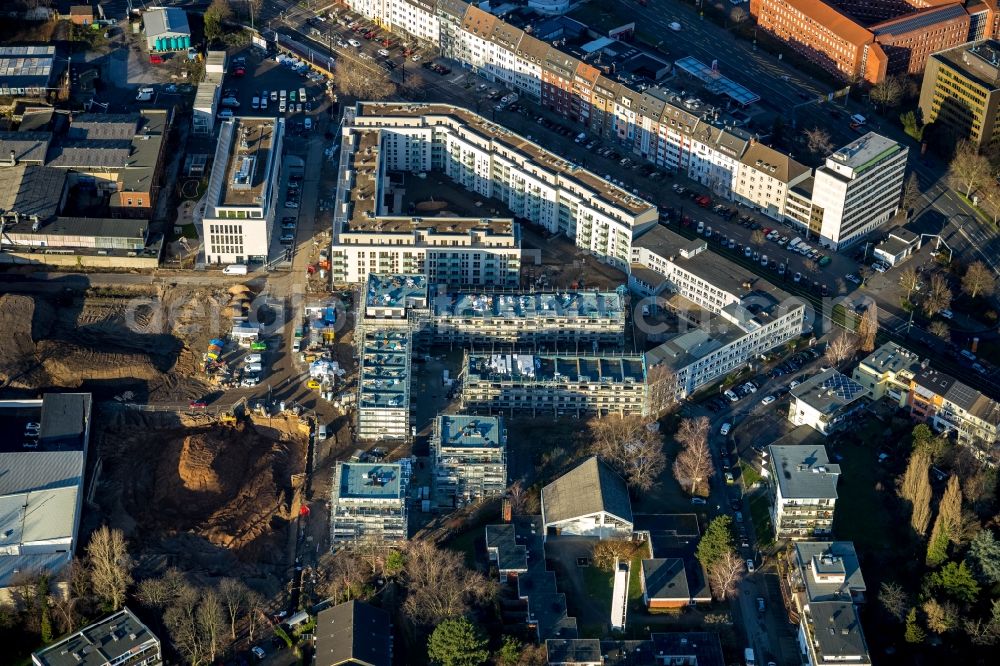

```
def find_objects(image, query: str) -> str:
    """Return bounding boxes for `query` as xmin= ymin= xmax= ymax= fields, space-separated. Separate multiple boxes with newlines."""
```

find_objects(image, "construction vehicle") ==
xmin=219 ymin=397 xmax=248 ymax=425
xmin=307 ymin=379 xmax=322 ymax=390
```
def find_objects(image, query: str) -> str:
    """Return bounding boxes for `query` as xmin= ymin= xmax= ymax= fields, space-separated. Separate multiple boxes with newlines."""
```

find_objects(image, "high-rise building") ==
xmin=920 ymin=39 xmax=1000 ymax=151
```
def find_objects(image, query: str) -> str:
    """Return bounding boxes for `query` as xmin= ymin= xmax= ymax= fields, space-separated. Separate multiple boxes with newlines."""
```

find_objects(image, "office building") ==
xmin=920 ymin=39 xmax=1000 ymax=151
xmin=803 ymin=132 xmax=908 ymax=250
xmin=431 ymin=415 xmax=507 ymax=504
xmin=767 ymin=440 xmax=841 ymax=539
xmin=357 ymin=330 xmax=412 ymax=441
xmin=631 ymin=225 xmax=806 ymax=399
xmin=32 ymin=607 xmax=161 ymax=666
xmin=541 ymin=456 xmax=634 ymax=539
xmin=201 ymin=117 xmax=285 ymax=265
xmin=854 ymin=342 xmax=1000 ymax=459
xmin=461 ymin=352 xmax=649 ymax=417
xmin=789 ymin=369 xmax=870 ymax=435
xmin=1 ymin=394 xmax=92 ymax=602
xmin=314 ymin=600 xmax=392 ymax=666
xmin=750 ymin=0 xmax=973 ymax=84
xmin=331 ymin=461 xmax=411 ymax=545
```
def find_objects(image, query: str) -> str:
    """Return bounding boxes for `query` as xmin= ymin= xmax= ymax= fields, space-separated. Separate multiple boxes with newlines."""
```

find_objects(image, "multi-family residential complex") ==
xmin=792 ymin=133 xmax=908 ymax=250
xmin=854 ymin=342 xmax=1000 ymax=460
xmin=358 ymin=273 xmax=627 ymax=347
xmin=339 ymin=3 xmax=908 ymax=249
xmin=789 ymin=369 xmax=870 ymax=435
xmin=461 ymin=352 xmax=649 ymax=417
xmin=32 ymin=607 xmax=161 ymax=666
xmin=331 ymin=461 xmax=411 ymax=545
xmin=357 ymin=330 xmax=412 ymax=441
xmin=632 ymin=225 xmax=806 ymax=398
xmin=920 ymin=39 xmax=1000 ymax=152
xmin=431 ymin=415 xmax=507 ymax=505
xmin=334 ymin=102 xmax=656 ymax=282
xmin=767 ymin=437 xmax=841 ymax=539
xmin=201 ymin=117 xmax=285 ymax=265
xmin=750 ymin=0 xmax=980 ymax=84
xmin=788 ymin=541 xmax=871 ymax=666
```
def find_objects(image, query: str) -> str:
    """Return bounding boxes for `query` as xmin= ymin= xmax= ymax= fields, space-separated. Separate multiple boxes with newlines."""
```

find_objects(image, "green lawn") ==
xmin=582 ymin=565 xmax=614 ymax=610
xmin=748 ymin=494 xmax=775 ymax=550
xmin=830 ymin=440 xmax=895 ymax=552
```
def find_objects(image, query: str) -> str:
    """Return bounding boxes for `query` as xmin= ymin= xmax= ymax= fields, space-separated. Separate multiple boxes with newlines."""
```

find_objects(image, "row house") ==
xmin=387 ymin=0 xmax=442 ymax=44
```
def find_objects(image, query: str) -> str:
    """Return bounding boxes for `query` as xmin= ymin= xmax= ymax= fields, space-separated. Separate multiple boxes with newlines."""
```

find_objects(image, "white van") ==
xmin=303 ymin=117 xmax=313 ymax=131
xmin=244 ymin=363 xmax=263 ymax=374
xmin=223 ymin=264 xmax=247 ymax=275
xmin=850 ymin=113 xmax=866 ymax=125
xmin=318 ymin=423 xmax=329 ymax=439
xmin=217 ymin=109 xmax=234 ymax=119
xmin=788 ymin=237 xmax=802 ymax=250
xmin=299 ymin=87 xmax=307 ymax=102
xmin=244 ymin=354 xmax=262 ymax=364
xmin=135 ymin=87 xmax=154 ymax=101
xmin=280 ymin=89 xmax=288 ymax=100
xmin=251 ymin=96 xmax=260 ymax=109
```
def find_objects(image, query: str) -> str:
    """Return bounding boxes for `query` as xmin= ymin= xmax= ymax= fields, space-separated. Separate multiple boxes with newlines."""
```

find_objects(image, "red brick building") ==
xmin=750 ymin=0 xmax=992 ymax=83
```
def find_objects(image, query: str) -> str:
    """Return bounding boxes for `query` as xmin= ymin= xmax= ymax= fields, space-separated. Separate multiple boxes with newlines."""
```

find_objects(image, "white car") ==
xmin=348 ymin=39 xmax=361 ymax=47
xmin=761 ymin=395 xmax=776 ymax=405
xmin=720 ymin=422 xmax=732 ymax=436
xmin=743 ymin=382 xmax=757 ymax=394
xmin=872 ymin=262 xmax=888 ymax=273
xmin=789 ymin=379 xmax=801 ymax=389
xmin=251 ymin=646 xmax=266 ymax=660
xmin=669 ymin=22 xmax=682 ymax=31
xmin=690 ymin=497 xmax=707 ymax=505
xmin=845 ymin=273 xmax=861 ymax=284
xmin=378 ymin=48 xmax=390 ymax=57
xmin=725 ymin=390 xmax=739 ymax=402
xmin=244 ymin=354 xmax=262 ymax=364
xmin=746 ymin=559 xmax=755 ymax=573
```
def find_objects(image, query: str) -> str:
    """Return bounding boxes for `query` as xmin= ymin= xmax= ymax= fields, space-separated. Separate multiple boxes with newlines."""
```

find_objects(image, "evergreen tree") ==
xmin=427 ymin=618 xmax=489 ymax=666
xmin=905 ymin=608 xmax=926 ymax=643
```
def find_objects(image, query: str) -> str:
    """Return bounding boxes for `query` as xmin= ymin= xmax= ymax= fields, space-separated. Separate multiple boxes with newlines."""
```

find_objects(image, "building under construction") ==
xmin=358 ymin=273 xmax=628 ymax=349
xmin=331 ymin=461 xmax=411 ymax=545
xmin=431 ymin=415 xmax=507 ymax=507
xmin=461 ymin=352 xmax=649 ymax=417
xmin=356 ymin=329 xmax=412 ymax=441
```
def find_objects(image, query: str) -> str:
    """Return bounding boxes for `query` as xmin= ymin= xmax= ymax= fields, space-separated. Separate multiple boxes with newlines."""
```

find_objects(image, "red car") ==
xmin=233 ymin=66 xmax=246 ymax=77
xmin=696 ymin=195 xmax=711 ymax=207
xmin=189 ymin=400 xmax=207 ymax=409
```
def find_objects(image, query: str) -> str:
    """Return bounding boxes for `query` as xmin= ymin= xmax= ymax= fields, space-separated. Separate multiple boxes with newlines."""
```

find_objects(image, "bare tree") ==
xmin=592 ymin=540 xmax=637 ymax=571
xmin=218 ymin=578 xmax=247 ymax=641
xmin=979 ymin=179 xmax=1000 ymax=224
xmin=137 ymin=577 xmax=172 ymax=609
xmin=928 ymin=320 xmax=950 ymax=342
xmin=589 ymin=416 xmax=667 ymax=491
xmin=86 ymin=526 xmax=133 ymax=611
xmin=707 ymin=550 xmax=745 ymax=600
xmin=879 ymin=581 xmax=908 ymax=622
xmin=924 ymin=274 xmax=952 ymax=317
xmin=164 ymin=590 xmax=204 ymax=666
xmin=316 ymin=551 xmax=369 ymax=603
xmin=245 ymin=590 xmax=265 ymax=644
xmin=962 ymin=261 xmax=996 ymax=299
xmin=899 ymin=265 xmax=919 ymax=300
xmin=870 ymin=76 xmax=904 ymax=109
xmin=949 ymin=139 xmax=992 ymax=198
xmin=901 ymin=449 xmax=933 ymax=537
xmin=672 ymin=417 xmax=714 ymax=496
xmin=825 ymin=333 xmax=858 ymax=367
xmin=857 ymin=304 xmax=878 ymax=353
xmin=197 ymin=589 xmax=225 ymax=664
xmin=901 ymin=172 xmax=922 ymax=216
xmin=401 ymin=540 xmax=495 ymax=626
xmin=730 ymin=6 xmax=748 ymax=24
xmin=924 ymin=599 xmax=959 ymax=634
xmin=335 ymin=65 xmax=396 ymax=100
xmin=356 ymin=538 xmax=389 ymax=577
xmin=803 ymin=127 xmax=833 ymax=156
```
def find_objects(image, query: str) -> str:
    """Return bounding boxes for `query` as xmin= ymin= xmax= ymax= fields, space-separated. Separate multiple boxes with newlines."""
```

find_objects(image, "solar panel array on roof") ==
xmin=820 ymin=372 xmax=865 ymax=401
xmin=872 ymin=4 xmax=968 ymax=37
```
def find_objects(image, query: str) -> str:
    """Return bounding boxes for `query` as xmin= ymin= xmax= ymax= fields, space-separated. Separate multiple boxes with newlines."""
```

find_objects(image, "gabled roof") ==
xmin=314 ymin=600 xmax=391 ymax=666
xmin=542 ymin=457 xmax=633 ymax=527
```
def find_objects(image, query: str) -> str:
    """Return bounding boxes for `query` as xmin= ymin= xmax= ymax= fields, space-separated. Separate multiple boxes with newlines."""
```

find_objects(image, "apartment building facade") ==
xmin=767 ymin=441 xmax=841 ymax=539
xmin=461 ymin=352 xmax=649 ymax=417
xmin=338 ymin=102 xmax=657 ymax=275
xmin=202 ymin=118 xmax=284 ymax=264
xmin=33 ymin=607 xmax=161 ymax=666
xmin=331 ymin=461 xmax=411 ymax=545
xmin=342 ymin=3 xmax=908 ymax=248
xmin=920 ymin=39 xmax=1000 ymax=152
xmin=431 ymin=415 xmax=507 ymax=504
xmin=854 ymin=342 xmax=1000 ymax=460
xmin=788 ymin=369 xmax=870 ymax=435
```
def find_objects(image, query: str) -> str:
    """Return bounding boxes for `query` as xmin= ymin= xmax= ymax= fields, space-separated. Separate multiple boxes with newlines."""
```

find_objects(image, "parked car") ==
xmin=761 ymin=395 xmax=776 ymax=405
xmin=691 ymin=497 xmax=707 ymax=505
xmin=746 ymin=559 xmax=755 ymax=573
xmin=720 ymin=422 xmax=732 ymax=436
